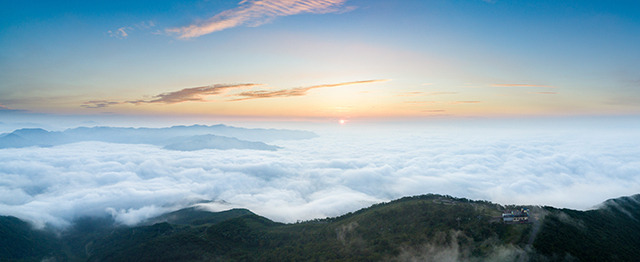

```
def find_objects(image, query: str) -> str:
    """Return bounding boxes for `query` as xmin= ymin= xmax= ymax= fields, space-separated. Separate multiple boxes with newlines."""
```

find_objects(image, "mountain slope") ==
xmin=2 ymin=194 xmax=640 ymax=261
xmin=533 ymin=194 xmax=640 ymax=261
xmin=0 ymin=216 xmax=63 ymax=261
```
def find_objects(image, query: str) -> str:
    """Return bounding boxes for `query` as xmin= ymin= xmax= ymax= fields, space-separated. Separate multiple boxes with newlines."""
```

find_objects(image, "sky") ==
xmin=2 ymin=0 xmax=640 ymax=120
xmin=2 ymin=0 xmax=640 ymax=229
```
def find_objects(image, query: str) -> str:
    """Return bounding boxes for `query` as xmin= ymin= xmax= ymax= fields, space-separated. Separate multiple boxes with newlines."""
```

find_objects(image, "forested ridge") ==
xmin=2 ymin=194 xmax=639 ymax=261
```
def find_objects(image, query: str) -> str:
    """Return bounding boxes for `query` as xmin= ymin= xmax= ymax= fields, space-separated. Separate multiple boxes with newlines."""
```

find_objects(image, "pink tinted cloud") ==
xmin=167 ymin=0 xmax=350 ymax=39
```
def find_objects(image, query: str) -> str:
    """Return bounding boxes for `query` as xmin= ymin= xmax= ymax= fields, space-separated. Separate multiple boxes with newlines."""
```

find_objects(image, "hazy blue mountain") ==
xmin=164 ymin=135 xmax=279 ymax=151
xmin=63 ymin=124 xmax=317 ymax=143
xmin=162 ymin=124 xmax=318 ymax=142
xmin=0 ymin=124 xmax=316 ymax=150
xmin=2 ymin=193 xmax=640 ymax=261
xmin=0 ymin=128 xmax=72 ymax=148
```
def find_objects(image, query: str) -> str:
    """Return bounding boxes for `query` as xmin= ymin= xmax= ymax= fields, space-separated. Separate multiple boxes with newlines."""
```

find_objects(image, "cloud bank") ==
xmin=1 ymin=121 xmax=639 ymax=229
xmin=167 ymin=0 xmax=350 ymax=38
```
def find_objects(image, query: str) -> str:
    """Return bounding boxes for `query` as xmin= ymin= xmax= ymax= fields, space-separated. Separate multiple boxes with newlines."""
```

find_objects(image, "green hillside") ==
xmin=0 ymin=216 xmax=63 ymax=261
xmin=1 ymin=194 xmax=639 ymax=261
xmin=86 ymin=195 xmax=533 ymax=261
xmin=533 ymin=194 xmax=640 ymax=261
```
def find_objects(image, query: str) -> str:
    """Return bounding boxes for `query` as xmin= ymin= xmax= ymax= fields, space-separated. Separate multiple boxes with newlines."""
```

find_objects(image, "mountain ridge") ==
xmin=0 ymin=124 xmax=317 ymax=151
xmin=2 ymin=193 xmax=639 ymax=261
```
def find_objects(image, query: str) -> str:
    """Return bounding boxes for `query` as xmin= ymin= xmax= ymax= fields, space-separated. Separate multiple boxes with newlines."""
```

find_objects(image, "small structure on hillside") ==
xmin=502 ymin=208 xmax=529 ymax=223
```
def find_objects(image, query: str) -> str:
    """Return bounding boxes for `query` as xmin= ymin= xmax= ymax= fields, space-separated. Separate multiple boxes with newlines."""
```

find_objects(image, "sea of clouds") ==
xmin=1 ymin=120 xmax=640 ymax=228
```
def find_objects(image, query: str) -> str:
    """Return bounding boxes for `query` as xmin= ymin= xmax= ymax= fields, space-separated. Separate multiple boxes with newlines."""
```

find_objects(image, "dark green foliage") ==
xmin=2 ymin=194 xmax=640 ymax=261
xmin=147 ymin=208 xmax=254 ymax=226
xmin=533 ymin=194 xmax=640 ymax=261
xmin=0 ymin=216 xmax=64 ymax=261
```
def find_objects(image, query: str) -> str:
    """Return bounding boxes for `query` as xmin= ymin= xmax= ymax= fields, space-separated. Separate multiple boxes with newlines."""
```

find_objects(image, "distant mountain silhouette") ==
xmin=0 ymin=124 xmax=317 ymax=151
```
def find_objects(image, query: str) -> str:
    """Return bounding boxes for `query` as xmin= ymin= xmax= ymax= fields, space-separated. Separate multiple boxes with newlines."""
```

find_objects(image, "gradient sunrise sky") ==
xmin=1 ymin=0 xmax=639 ymax=120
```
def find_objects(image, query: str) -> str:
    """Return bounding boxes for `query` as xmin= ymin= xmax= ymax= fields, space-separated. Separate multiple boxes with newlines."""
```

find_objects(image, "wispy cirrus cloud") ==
xmin=82 ymin=80 xmax=388 ymax=108
xmin=128 ymin=83 xmax=260 ymax=104
xmin=404 ymin=101 xmax=440 ymax=104
xmin=403 ymin=100 xmax=481 ymax=105
xmin=451 ymin=101 xmax=481 ymax=104
xmin=428 ymin=92 xmax=458 ymax=95
xmin=107 ymin=27 xmax=131 ymax=39
xmin=230 ymin=79 xmax=390 ymax=101
xmin=490 ymin=84 xmax=559 ymax=95
xmin=529 ymin=92 xmax=558 ymax=95
xmin=81 ymin=100 xmax=122 ymax=109
xmin=396 ymin=91 xmax=424 ymax=97
xmin=82 ymin=84 xmax=258 ymax=109
xmin=108 ymin=21 xmax=156 ymax=39
xmin=166 ymin=0 xmax=350 ymax=39
xmin=491 ymin=84 xmax=555 ymax=88
xmin=396 ymin=91 xmax=457 ymax=97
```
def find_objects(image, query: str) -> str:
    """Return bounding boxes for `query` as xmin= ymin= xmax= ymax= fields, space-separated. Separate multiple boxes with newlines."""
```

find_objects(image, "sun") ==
xmin=339 ymin=119 xmax=347 ymax=125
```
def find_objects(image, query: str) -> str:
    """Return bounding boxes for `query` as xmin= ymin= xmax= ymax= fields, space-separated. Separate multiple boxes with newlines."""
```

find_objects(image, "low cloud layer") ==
xmin=1 ymin=121 xmax=639 ymax=229
xmin=108 ymin=21 xmax=156 ymax=39
xmin=167 ymin=0 xmax=350 ymax=39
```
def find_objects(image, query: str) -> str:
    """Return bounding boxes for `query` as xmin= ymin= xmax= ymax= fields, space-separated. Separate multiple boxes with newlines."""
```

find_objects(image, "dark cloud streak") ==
xmin=81 ymin=83 xmax=259 ymax=109
xmin=81 ymin=80 xmax=389 ymax=108
xmin=81 ymin=100 xmax=121 ymax=109
xmin=491 ymin=84 xmax=555 ymax=88
xmin=130 ymin=83 xmax=260 ymax=104
xmin=230 ymin=79 xmax=390 ymax=101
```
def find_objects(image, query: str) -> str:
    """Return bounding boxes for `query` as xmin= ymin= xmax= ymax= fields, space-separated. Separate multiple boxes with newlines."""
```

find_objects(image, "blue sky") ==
xmin=1 ymin=0 xmax=639 ymax=119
